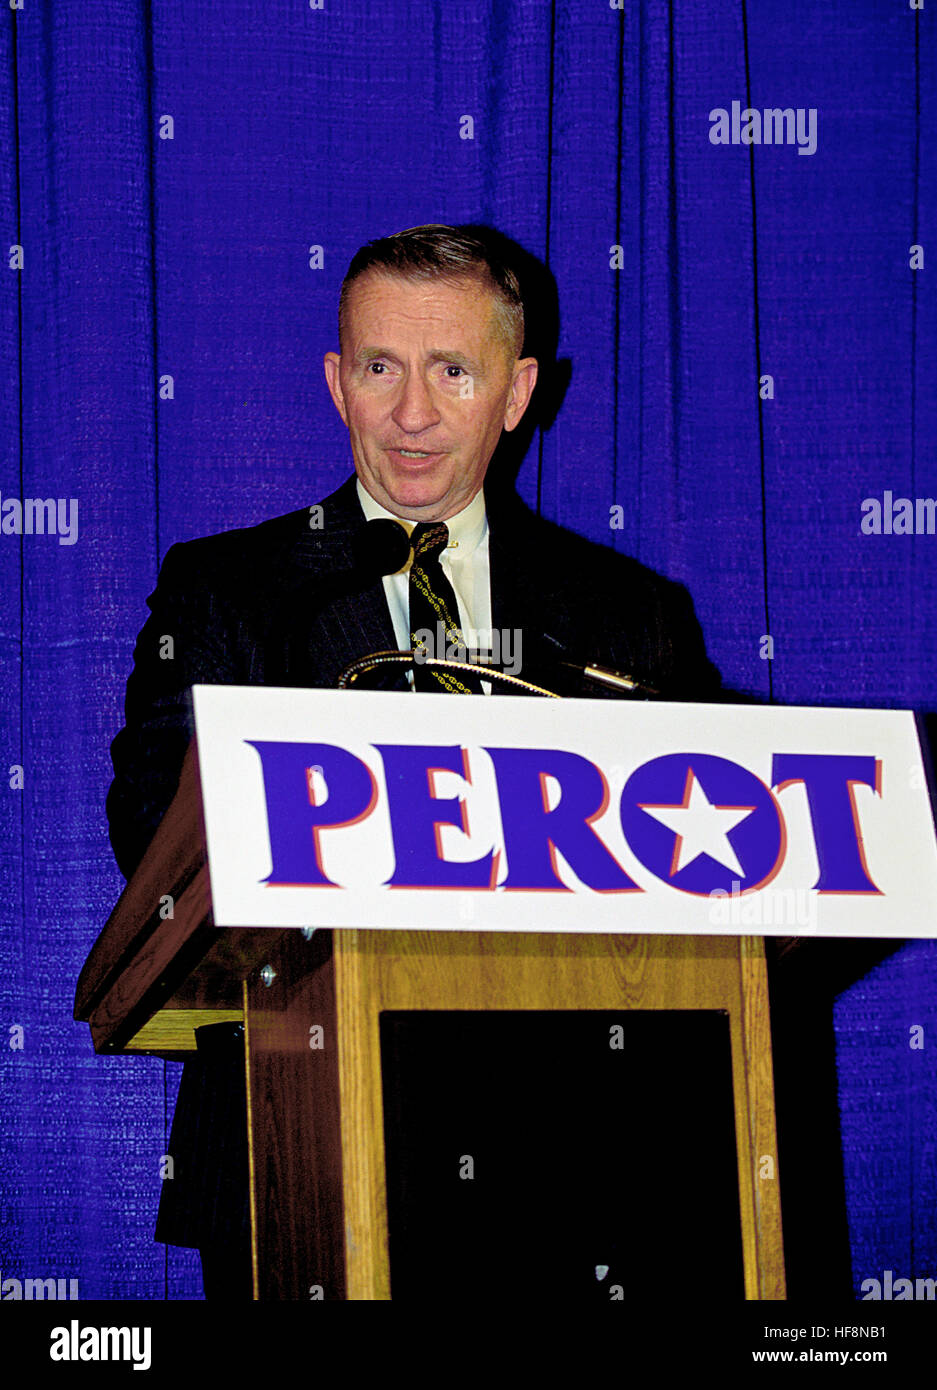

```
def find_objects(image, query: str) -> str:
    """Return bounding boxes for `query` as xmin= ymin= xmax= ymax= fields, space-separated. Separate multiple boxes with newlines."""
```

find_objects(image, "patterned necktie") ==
xmin=408 ymin=522 xmax=482 ymax=694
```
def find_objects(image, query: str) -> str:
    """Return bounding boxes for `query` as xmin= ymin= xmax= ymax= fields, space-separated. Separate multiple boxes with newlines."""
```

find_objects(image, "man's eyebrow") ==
xmin=352 ymin=345 xmax=394 ymax=365
xmin=425 ymin=349 xmax=481 ymax=371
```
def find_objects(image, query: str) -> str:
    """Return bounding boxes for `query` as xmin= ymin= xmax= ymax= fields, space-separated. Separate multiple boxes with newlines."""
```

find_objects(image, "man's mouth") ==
xmin=387 ymin=448 xmax=445 ymax=462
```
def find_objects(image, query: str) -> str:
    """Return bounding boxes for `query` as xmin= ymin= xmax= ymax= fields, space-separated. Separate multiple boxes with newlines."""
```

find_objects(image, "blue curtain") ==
xmin=1 ymin=0 xmax=933 ymax=1300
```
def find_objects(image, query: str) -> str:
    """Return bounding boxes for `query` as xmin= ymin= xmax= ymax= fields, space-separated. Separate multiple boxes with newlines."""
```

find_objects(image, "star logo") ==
xmin=620 ymin=752 xmax=785 ymax=896
xmin=638 ymin=767 xmax=756 ymax=878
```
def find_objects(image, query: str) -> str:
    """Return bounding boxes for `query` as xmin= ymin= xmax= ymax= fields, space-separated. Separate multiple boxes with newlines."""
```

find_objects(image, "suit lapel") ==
xmin=262 ymin=476 xmax=404 ymax=690
xmin=267 ymin=478 xmax=588 ymax=695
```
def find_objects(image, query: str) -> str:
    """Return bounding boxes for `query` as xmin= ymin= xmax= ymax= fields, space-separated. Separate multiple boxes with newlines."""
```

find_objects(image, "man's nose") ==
xmin=391 ymin=371 xmax=441 ymax=433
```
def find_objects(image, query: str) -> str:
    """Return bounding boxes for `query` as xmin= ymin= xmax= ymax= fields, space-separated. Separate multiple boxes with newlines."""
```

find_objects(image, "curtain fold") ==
xmin=1 ymin=0 xmax=932 ymax=1299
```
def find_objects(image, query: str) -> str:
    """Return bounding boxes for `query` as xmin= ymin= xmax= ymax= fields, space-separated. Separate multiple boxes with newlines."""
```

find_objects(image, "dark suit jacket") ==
xmin=106 ymin=473 xmax=721 ymax=1252
xmin=107 ymin=474 xmax=721 ymax=879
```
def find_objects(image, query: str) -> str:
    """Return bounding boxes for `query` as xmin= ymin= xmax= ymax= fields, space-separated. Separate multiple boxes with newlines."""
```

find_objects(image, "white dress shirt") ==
xmin=356 ymin=478 xmax=493 ymax=690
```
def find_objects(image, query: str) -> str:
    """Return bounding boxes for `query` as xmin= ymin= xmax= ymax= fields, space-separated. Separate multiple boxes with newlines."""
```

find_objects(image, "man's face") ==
xmin=324 ymin=271 xmax=537 ymax=521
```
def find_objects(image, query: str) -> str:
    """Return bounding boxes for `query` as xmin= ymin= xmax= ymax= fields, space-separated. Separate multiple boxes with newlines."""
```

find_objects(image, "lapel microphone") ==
xmin=261 ymin=519 xmax=411 ymax=684
xmin=351 ymin=518 xmax=412 ymax=582
xmin=297 ymin=519 xmax=412 ymax=608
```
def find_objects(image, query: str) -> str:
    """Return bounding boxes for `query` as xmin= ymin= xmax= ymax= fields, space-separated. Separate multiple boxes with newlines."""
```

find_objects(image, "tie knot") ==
xmin=410 ymin=522 xmax=449 ymax=561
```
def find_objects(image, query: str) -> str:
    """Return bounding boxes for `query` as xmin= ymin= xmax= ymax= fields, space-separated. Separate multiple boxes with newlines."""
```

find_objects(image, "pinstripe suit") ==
xmin=105 ymin=472 xmax=721 ymax=1265
xmin=108 ymin=473 xmax=720 ymax=878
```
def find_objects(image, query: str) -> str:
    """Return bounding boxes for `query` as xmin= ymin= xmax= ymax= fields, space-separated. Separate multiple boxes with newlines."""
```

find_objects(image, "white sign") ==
xmin=191 ymin=686 xmax=937 ymax=938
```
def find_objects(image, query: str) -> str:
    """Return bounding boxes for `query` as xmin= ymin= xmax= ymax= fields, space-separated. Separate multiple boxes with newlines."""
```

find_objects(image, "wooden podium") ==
xmin=76 ymin=740 xmax=786 ymax=1301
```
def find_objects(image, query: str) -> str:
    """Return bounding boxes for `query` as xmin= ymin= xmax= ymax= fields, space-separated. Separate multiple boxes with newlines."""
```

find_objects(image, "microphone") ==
xmin=561 ymin=660 xmax=659 ymax=697
xmin=351 ymin=518 xmax=412 ymax=582
xmin=260 ymin=518 xmax=412 ymax=686
xmin=337 ymin=650 xmax=561 ymax=697
xmin=295 ymin=518 xmax=412 ymax=608
xmin=533 ymin=632 xmax=661 ymax=698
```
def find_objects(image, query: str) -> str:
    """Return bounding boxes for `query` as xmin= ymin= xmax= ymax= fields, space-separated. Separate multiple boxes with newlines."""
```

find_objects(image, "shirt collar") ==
xmin=355 ymin=478 xmax=488 ymax=561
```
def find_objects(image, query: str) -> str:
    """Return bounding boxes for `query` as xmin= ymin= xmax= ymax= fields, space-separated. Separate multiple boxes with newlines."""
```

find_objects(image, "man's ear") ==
xmin=503 ymin=357 xmax=538 ymax=433
xmin=323 ymin=352 xmax=348 ymax=426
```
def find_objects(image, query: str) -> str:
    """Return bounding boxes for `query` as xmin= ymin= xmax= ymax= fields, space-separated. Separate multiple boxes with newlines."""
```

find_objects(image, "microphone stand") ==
xmin=337 ymin=651 xmax=658 ymax=699
xmin=337 ymin=651 xmax=561 ymax=697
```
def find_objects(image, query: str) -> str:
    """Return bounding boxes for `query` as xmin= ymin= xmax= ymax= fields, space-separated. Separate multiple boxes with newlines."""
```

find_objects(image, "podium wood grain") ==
xmin=243 ymin=926 xmax=786 ymax=1301
xmin=77 ymin=739 xmax=786 ymax=1301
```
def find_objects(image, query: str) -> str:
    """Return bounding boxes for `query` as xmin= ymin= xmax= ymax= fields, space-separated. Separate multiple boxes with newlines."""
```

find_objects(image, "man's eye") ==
xmin=367 ymin=362 xmax=387 ymax=375
xmin=445 ymin=365 xmax=464 ymax=377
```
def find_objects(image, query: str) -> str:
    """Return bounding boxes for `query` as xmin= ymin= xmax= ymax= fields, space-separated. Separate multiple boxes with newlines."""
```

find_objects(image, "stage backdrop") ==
xmin=1 ymin=0 xmax=934 ymax=1299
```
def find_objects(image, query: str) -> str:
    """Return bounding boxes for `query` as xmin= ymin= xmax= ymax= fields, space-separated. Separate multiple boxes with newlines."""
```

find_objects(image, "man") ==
xmin=107 ymin=224 xmax=722 ymax=1297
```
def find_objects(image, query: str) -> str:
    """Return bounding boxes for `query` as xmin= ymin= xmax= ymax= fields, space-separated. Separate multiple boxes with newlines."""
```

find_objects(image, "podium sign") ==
xmin=192 ymin=685 xmax=937 ymax=938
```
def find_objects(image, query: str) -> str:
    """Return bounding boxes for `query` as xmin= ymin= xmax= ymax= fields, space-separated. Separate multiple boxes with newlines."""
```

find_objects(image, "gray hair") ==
xmin=338 ymin=223 xmax=525 ymax=359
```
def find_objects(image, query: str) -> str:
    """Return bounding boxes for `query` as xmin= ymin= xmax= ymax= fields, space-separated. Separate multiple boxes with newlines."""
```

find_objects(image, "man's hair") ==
xmin=337 ymin=224 xmax=525 ymax=360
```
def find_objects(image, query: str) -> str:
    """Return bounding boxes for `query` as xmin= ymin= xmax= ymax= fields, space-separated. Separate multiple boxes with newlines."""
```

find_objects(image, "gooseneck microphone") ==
xmin=528 ymin=631 xmax=662 ymax=698
xmin=559 ymin=660 xmax=660 ymax=697
xmin=337 ymin=650 xmax=562 ymax=698
xmin=328 ymin=523 xmax=662 ymax=699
